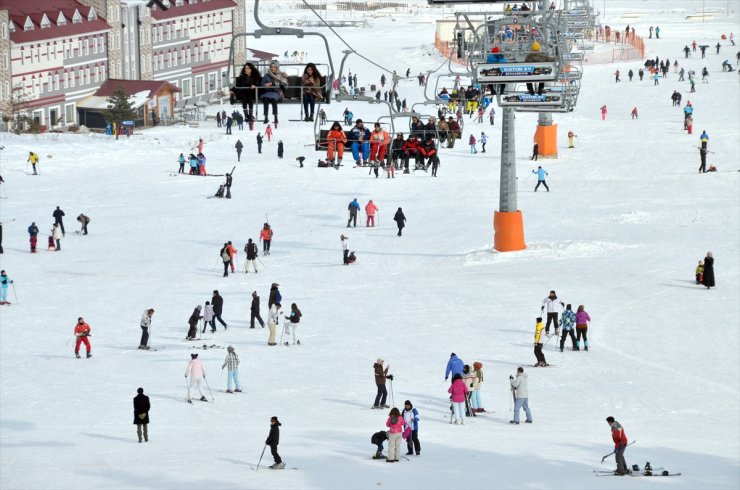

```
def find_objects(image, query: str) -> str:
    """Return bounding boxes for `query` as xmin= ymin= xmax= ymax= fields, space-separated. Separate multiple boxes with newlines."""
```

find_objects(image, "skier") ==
xmin=702 ymin=251 xmax=715 ymax=289
xmin=28 ymin=222 xmax=39 ymax=253
xmin=462 ymin=364 xmax=478 ymax=416
xmin=250 ymin=291 xmax=265 ymax=328
xmin=268 ymin=283 xmax=282 ymax=308
xmin=203 ymin=301 xmax=214 ymax=333
xmin=365 ymin=200 xmax=379 ymax=227
xmin=277 ymin=140 xmax=284 ymax=159
xmin=614 ymin=69 xmax=621 ymax=82
xmin=222 ymin=346 xmax=242 ymax=393
xmin=575 ymin=305 xmax=591 ymax=351
xmin=631 ymin=107 xmax=638 ymax=119
xmin=600 ymin=105 xmax=607 ymax=120
xmin=530 ymin=143 xmax=539 ymax=161
xmin=75 ymin=214 xmax=90 ymax=235
xmin=265 ymin=416 xmax=285 ymax=469
xmin=402 ymin=400 xmax=420 ymax=456
xmin=393 ymin=207 xmax=406 ymax=237
xmin=185 ymin=353 xmax=208 ymax=402
xmin=448 ymin=374 xmax=468 ymax=425
xmin=559 ymin=304 xmax=577 ymax=352
xmin=341 ymin=234 xmax=350 ymax=265
xmin=235 ymin=140 xmax=243 ymax=162
xmin=73 ymin=317 xmax=92 ymax=359
xmin=468 ymin=133 xmax=477 ymax=154
xmin=347 ymin=198 xmax=360 ymax=228
xmin=369 ymin=123 xmax=390 ymax=167
xmin=371 ymin=430 xmax=389 ymax=459
xmin=265 ymin=124 xmax=273 ymax=142
xmin=267 ymin=301 xmax=282 ymax=346
xmin=606 ymin=416 xmax=630 ymax=475
xmin=533 ymin=317 xmax=548 ymax=367
xmin=532 ymin=166 xmax=550 ymax=192
xmin=220 ymin=243 xmax=232 ymax=277
xmin=567 ymin=130 xmax=577 ymax=148
xmin=285 ymin=303 xmax=302 ymax=345
xmin=53 ymin=206 xmax=66 ymax=236
xmin=28 ymin=151 xmax=39 ymax=175
xmin=509 ymin=367 xmax=532 ymax=424
xmin=444 ymin=352 xmax=464 ymax=383
xmin=186 ymin=305 xmax=202 ymax=340
xmin=244 ymin=238 xmax=258 ymax=273
xmin=178 ymin=153 xmax=186 ymax=173
xmin=0 ymin=270 xmax=12 ymax=305
xmin=699 ymin=146 xmax=708 ymax=173
xmin=373 ymin=359 xmax=391 ymax=409
xmin=489 ymin=107 xmax=495 ymax=125
xmin=259 ymin=223 xmax=273 ymax=255
xmin=133 ymin=387 xmax=150 ymax=443
xmin=541 ymin=290 xmax=565 ymax=334
xmin=211 ymin=290 xmax=227 ymax=330
xmin=256 ymin=133 xmax=263 ymax=154
xmin=385 ymin=408 xmax=404 ymax=462
xmin=139 ymin=308 xmax=154 ymax=350
xmin=480 ymin=132 xmax=488 ymax=153
xmin=52 ymin=223 xmax=62 ymax=251
xmin=470 ymin=362 xmax=485 ymax=413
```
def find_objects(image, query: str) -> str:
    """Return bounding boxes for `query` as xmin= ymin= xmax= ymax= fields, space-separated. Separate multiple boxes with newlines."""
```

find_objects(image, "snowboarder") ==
xmin=341 ymin=234 xmax=350 ymax=265
xmin=402 ymin=400 xmax=420 ymax=456
xmin=385 ymin=408 xmax=405 ymax=462
xmin=268 ymin=283 xmax=282 ymax=308
xmin=371 ymin=430 xmax=389 ymax=459
xmin=73 ymin=317 xmax=92 ymax=359
xmin=256 ymin=133 xmax=263 ymax=154
xmin=699 ymin=146 xmax=708 ymax=173
xmin=286 ymin=303 xmax=302 ymax=345
xmin=267 ymin=302 xmax=282 ymax=346
xmin=260 ymin=223 xmax=273 ymax=255
xmin=235 ymin=140 xmax=243 ymax=161
xmin=244 ymin=238 xmax=258 ymax=273
xmin=76 ymin=214 xmax=90 ymax=235
xmin=533 ymin=317 xmax=547 ymax=367
xmin=186 ymin=305 xmax=202 ymax=340
xmin=703 ymin=252 xmax=715 ymax=289
xmin=373 ymin=359 xmax=391 ymax=409
xmin=559 ymin=304 xmax=577 ymax=352
xmin=448 ymin=374 xmax=468 ymax=425
xmin=509 ymin=367 xmax=532 ymax=424
xmin=222 ymin=346 xmax=242 ymax=393
xmin=185 ymin=353 xmax=208 ymax=402
xmin=541 ymin=290 xmax=565 ymax=334
xmin=606 ymin=416 xmax=630 ymax=475
xmin=211 ymin=290 xmax=227 ymax=329
xmin=28 ymin=152 xmax=39 ymax=175
xmin=533 ymin=166 xmax=550 ymax=192
xmin=575 ymin=305 xmax=591 ymax=351
xmin=393 ymin=207 xmax=406 ymax=237
xmin=365 ymin=200 xmax=379 ymax=227
xmin=28 ymin=222 xmax=39 ymax=253
xmin=444 ymin=353 xmax=465 ymax=383
xmin=265 ymin=416 xmax=284 ymax=469
xmin=277 ymin=140 xmax=284 ymax=159
xmin=567 ymin=130 xmax=577 ymax=148
xmin=52 ymin=206 xmax=66 ymax=236
xmin=52 ymin=223 xmax=62 ymax=250
xmin=133 ymin=387 xmax=150 ymax=443
xmin=347 ymin=198 xmax=360 ymax=228
xmin=0 ymin=270 xmax=12 ymax=305
xmin=250 ymin=291 xmax=265 ymax=328
xmin=530 ymin=143 xmax=539 ymax=161
xmin=139 ymin=308 xmax=154 ymax=349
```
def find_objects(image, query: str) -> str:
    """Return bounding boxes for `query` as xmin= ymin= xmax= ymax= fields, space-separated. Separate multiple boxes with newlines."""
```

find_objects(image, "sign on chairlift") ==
xmin=562 ymin=52 xmax=584 ymax=61
xmin=477 ymin=62 xmax=557 ymax=83
xmin=561 ymin=32 xmax=585 ymax=39
xmin=498 ymin=92 xmax=564 ymax=107
xmin=566 ymin=20 xmax=591 ymax=28
xmin=565 ymin=9 xmax=589 ymax=16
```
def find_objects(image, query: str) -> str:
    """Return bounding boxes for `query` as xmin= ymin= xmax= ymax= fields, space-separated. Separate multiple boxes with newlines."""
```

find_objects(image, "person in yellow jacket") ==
xmin=27 ymin=152 xmax=39 ymax=175
xmin=695 ymin=260 xmax=704 ymax=284
xmin=533 ymin=317 xmax=548 ymax=367
xmin=567 ymin=131 xmax=577 ymax=148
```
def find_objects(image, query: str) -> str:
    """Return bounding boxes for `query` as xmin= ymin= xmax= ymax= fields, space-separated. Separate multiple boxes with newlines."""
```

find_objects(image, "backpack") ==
xmin=221 ymin=250 xmax=230 ymax=262
xmin=390 ymin=416 xmax=398 ymax=425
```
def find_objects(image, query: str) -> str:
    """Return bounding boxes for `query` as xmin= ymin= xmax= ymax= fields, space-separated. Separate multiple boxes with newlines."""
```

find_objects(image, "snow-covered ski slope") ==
xmin=1 ymin=1 xmax=738 ymax=489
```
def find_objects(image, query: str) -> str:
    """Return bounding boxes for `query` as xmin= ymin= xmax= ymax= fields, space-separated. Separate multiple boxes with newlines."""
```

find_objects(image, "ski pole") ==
xmin=255 ymin=445 xmax=267 ymax=470
xmin=185 ymin=376 xmax=191 ymax=402
xmin=11 ymin=284 xmax=18 ymax=304
xmin=204 ymin=375 xmax=215 ymax=402
xmin=279 ymin=321 xmax=285 ymax=346
xmin=389 ymin=378 xmax=394 ymax=408
xmin=601 ymin=441 xmax=636 ymax=463
xmin=257 ymin=257 xmax=267 ymax=269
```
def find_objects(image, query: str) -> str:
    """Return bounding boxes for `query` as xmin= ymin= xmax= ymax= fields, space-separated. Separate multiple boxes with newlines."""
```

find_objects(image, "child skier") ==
xmin=371 ymin=430 xmax=390 ymax=459
xmin=533 ymin=317 xmax=547 ymax=367
xmin=222 ymin=346 xmax=242 ymax=393
xmin=447 ymin=373 xmax=469 ymax=424
xmin=480 ymin=132 xmax=488 ymax=153
xmin=185 ymin=353 xmax=207 ymax=402
xmin=468 ymin=133 xmax=477 ymax=154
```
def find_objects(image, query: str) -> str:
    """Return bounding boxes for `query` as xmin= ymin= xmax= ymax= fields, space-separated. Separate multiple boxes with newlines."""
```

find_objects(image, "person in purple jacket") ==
xmin=575 ymin=305 xmax=591 ymax=351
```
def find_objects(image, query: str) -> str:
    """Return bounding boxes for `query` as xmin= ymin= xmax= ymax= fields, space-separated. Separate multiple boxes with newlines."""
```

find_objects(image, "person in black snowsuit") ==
xmin=699 ymin=146 xmax=708 ymax=173
xmin=393 ymin=207 xmax=406 ymax=237
xmin=250 ymin=291 xmax=265 ymax=328
xmin=256 ymin=133 xmax=263 ymax=154
xmin=277 ymin=141 xmax=284 ymax=159
xmin=531 ymin=143 xmax=539 ymax=161
xmin=235 ymin=140 xmax=243 ymax=161
xmin=186 ymin=305 xmax=202 ymax=340
xmin=133 ymin=387 xmax=150 ymax=443
xmin=212 ymin=290 xmax=227 ymax=329
xmin=265 ymin=416 xmax=284 ymax=469
xmin=702 ymin=252 xmax=715 ymax=289
xmin=371 ymin=430 xmax=389 ymax=459
xmin=53 ymin=206 xmax=66 ymax=236
xmin=628 ymin=69 xmax=634 ymax=81
xmin=225 ymin=173 xmax=233 ymax=199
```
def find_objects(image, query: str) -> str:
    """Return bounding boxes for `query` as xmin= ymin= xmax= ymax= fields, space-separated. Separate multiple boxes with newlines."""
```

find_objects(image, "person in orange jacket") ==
xmin=226 ymin=241 xmax=238 ymax=273
xmin=74 ymin=317 xmax=92 ymax=359
xmin=259 ymin=223 xmax=273 ymax=255
xmin=326 ymin=121 xmax=347 ymax=165
xmin=369 ymin=123 xmax=390 ymax=167
xmin=365 ymin=200 xmax=379 ymax=227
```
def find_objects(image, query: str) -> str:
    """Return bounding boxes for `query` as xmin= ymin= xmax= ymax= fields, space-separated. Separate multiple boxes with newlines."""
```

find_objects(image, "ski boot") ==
xmin=75 ymin=353 xmax=81 ymax=359
xmin=200 ymin=396 xmax=208 ymax=402
xmin=234 ymin=388 xmax=242 ymax=393
xmin=86 ymin=353 xmax=92 ymax=359
xmin=226 ymin=389 xmax=233 ymax=394
xmin=269 ymin=462 xmax=285 ymax=469
xmin=372 ymin=453 xmax=387 ymax=460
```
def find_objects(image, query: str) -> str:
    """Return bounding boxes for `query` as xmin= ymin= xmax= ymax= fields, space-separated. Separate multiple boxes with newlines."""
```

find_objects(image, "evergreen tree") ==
xmin=101 ymin=86 xmax=137 ymax=126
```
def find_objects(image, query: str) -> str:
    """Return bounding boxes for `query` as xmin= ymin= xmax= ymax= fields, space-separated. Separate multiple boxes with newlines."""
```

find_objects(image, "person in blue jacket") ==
xmin=349 ymin=119 xmax=371 ymax=165
xmin=347 ymin=198 xmax=361 ymax=228
xmin=178 ymin=153 xmax=186 ymax=173
xmin=533 ymin=166 xmax=549 ymax=192
xmin=699 ymin=130 xmax=709 ymax=149
xmin=402 ymin=400 xmax=421 ymax=456
xmin=445 ymin=353 xmax=464 ymax=383
xmin=188 ymin=154 xmax=199 ymax=175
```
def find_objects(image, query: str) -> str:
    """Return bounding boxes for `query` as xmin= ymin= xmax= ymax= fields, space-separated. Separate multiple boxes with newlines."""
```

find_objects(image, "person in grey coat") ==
xmin=509 ymin=367 xmax=532 ymax=424
xmin=235 ymin=140 xmax=243 ymax=162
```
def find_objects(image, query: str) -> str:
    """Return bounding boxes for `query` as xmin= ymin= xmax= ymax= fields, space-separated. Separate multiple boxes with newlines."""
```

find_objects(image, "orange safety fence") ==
xmin=435 ymin=33 xmax=468 ymax=66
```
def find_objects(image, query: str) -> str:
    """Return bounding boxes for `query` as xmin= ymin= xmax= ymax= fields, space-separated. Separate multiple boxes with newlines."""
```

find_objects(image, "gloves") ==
xmin=509 ymin=375 xmax=514 ymax=380
xmin=444 ymin=377 xmax=448 ymax=381
xmin=386 ymin=374 xmax=394 ymax=381
xmin=185 ymin=374 xmax=188 ymax=378
xmin=222 ymin=365 xmax=226 ymax=370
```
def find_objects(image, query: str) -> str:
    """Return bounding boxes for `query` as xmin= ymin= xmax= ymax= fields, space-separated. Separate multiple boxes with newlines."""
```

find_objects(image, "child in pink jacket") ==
xmin=448 ymin=373 xmax=469 ymax=424
xmin=385 ymin=407 xmax=405 ymax=462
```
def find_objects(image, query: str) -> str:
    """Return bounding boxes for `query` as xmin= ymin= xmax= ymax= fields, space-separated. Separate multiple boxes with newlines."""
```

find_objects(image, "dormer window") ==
xmin=40 ymin=14 xmax=51 ymax=29
xmin=23 ymin=16 xmax=34 ymax=31
xmin=72 ymin=9 xmax=82 ymax=24
xmin=9 ymin=21 xmax=16 ymax=33
xmin=175 ymin=0 xmax=183 ymax=6
xmin=88 ymin=7 xmax=97 ymax=21
xmin=57 ymin=12 xmax=67 ymax=26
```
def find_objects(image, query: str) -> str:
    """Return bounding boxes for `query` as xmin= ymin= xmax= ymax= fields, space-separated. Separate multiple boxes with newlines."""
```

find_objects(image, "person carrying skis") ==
xmin=28 ymin=222 xmax=39 ymax=253
xmin=533 ymin=166 xmax=550 ymax=192
xmin=267 ymin=301 xmax=282 ymax=346
xmin=186 ymin=305 xmax=202 ymax=340
xmin=606 ymin=416 xmax=630 ymax=475
xmin=347 ymin=198 xmax=360 ymax=228
xmin=76 ymin=214 xmax=90 ymax=235
xmin=559 ymin=304 xmax=577 ymax=352
xmin=373 ymin=359 xmax=391 ymax=408
xmin=448 ymin=374 xmax=468 ymax=425
xmin=133 ymin=387 xmax=150 ymax=443
xmin=509 ymin=367 xmax=532 ymax=424
xmin=385 ymin=408 xmax=405 ymax=462
xmin=365 ymin=200 xmax=379 ymax=227
xmin=73 ymin=317 xmax=92 ymax=359
xmin=244 ymin=238 xmax=258 ymax=273
xmin=402 ymin=400 xmax=420 ymax=456
xmin=265 ymin=416 xmax=284 ymax=469
xmin=185 ymin=353 xmax=208 ymax=402
xmin=541 ymin=290 xmax=565 ymax=334
xmin=222 ymin=346 xmax=242 ymax=393
xmin=371 ymin=430 xmax=390 ymax=459
xmin=444 ymin=352 xmax=464 ymax=383
xmin=203 ymin=301 xmax=215 ymax=333
xmin=28 ymin=152 xmax=39 ymax=175
xmin=139 ymin=308 xmax=154 ymax=350
xmin=341 ymin=234 xmax=350 ymax=265
xmin=575 ymin=305 xmax=591 ymax=351
xmin=250 ymin=291 xmax=265 ymax=328
xmin=0 ymin=270 xmax=12 ymax=305
xmin=533 ymin=317 xmax=547 ymax=367
xmin=259 ymin=223 xmax=273 ymax=255
xmin=393 ymin=208 xmax=406 ymax=237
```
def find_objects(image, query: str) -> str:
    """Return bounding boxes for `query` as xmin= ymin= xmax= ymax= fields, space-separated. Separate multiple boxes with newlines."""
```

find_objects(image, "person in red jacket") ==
xmin=606 ymin=416 xmax=630 ymax=475
xmin=226 ymin=241 xmax=237 ymax=273
xmin=74 ymin=317 xmax=92 ymax=359
xmin=401 ymin=135 xmax=421 ymax=174
xmin=259 ymin=223 xmax=273 ymax=255
xmin=365 ymin=200 xmax=379 ymax=227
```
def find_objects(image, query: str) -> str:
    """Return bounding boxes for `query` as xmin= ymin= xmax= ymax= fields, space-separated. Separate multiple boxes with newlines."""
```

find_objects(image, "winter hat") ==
xmin=191 ymin=353 xmax=198 ymax=358
xmin=271 ymin=283 xmax=279 ymax=288
xmin=252 ymin=291 xmax=257 ymax=297
xmin=376 ymin=358 xmax=383 ymax=365
xmin=531 ymin=40 xmax=541 ymax=51
xmin=473 ymin=362 xmax=483 ymax=371
xmin=404 ymin=400 xmax=413 ymax=407
xmin=227 ymin=346 xmax=234 ymax=353
xmin=492 ymin=46 xmax=500 ymax=53
xmin=137 ymin=387 xmax=144 ymax=394
xmin=196 ymin=305 xmax=202 ymax=310
xmin=341 ymin=234 xmax=347 ymax=240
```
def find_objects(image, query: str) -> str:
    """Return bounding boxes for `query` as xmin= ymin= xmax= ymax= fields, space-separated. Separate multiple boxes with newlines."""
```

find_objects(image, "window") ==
xmin=173 ymin=51 xmax=178 ymax=67
xmin=70 ymin=69 xmax=75 ymax=88
xmin=65 ymin=104 xmax=75 ymax=125
xmin=1 ymin=21 xmax=7 ymax=39
xmin=84 ymin=67 xmax=90 ymax=85
xmin=167 ymin=52 xmax=172 ymax=68
xmin=23 ymin=16 xmax=34 ymax=31
xmin=63 ymin=72 xmax=68 ymax=89
xmin=1 ymin=52 xmax=8 ymax=70
xmin=40 ymin=14 xmax=51 ymax=29
xmin=88 ymin=7 xmax=97 ymax=21
xmin=185 ymin=47 xmax=191 ymax=64
xmin=208 ymin=73 xmax=216 ymax=92
xmin=166 ymin=23 xmax=171 ymax=40
xmin=182 ymin=78 xmax=191 ymax=97
xmin=57 ymin=12 xmax=67 ymax=26
xmin=195 ymin=75 xmax=203 ymax=95
xmin=158 ymin=26 xmax=163 ymax=41
xmin=84 ymin=38 xmax=90 ymax=56
xmin=93 ymin=36 xmax=98 ymax=54
xmin=54 ymin=74 xmax=60 ymax=91
xmin=72 ymin=9 xmax=82 ymax=24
